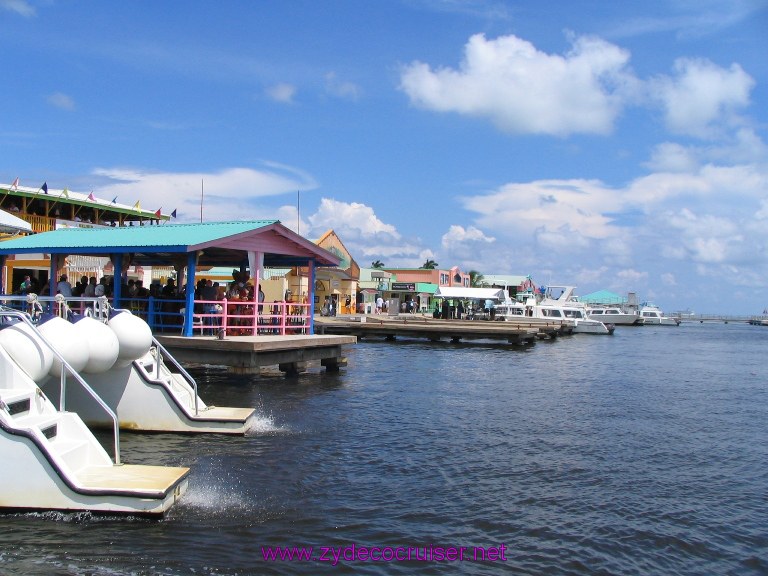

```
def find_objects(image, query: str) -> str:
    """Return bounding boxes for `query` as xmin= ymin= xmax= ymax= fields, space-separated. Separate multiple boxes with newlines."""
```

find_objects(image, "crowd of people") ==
xmin=12 ymin=270 xmax=313 ymax=335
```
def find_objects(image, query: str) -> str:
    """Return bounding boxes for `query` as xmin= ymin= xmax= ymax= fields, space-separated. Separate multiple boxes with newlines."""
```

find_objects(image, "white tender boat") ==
xmin=31 ymin=296 xmax=257 ymax=435
xmin=492 ymin=299 xmax=527 ymax=321
xmin=0 ymin=308 xmax=188 ymax=515
xmin=587 ymin=306 xmax=644 ymax=326
xmin=639 ymin=303 xmax=680 ymax=326
xmin=512 ymin=287 xmax=615 ymax=335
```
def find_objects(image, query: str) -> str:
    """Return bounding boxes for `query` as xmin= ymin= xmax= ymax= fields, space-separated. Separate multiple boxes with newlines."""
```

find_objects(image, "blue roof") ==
xmin=0 ymin=220 xmax=341 ymax=268
xmin=580 ymin=290 xmax=626 ymax=304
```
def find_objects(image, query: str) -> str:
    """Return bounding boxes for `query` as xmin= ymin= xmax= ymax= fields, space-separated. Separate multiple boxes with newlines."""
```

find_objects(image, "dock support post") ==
xmin=279 ymin=361 xmax=308 ymax=375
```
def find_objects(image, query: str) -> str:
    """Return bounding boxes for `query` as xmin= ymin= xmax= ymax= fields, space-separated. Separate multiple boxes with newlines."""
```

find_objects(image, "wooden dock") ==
xmin=314 ymin=315 xmax=570 ymax=344
xmin=155 ymin=333 xmax=356 ymax=375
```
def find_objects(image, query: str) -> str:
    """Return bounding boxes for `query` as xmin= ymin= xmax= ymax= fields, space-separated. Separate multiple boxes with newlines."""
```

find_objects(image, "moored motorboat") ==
xmin=511 ymin=288 xmax=614 ymax=335
xmin=639 ymin=303 xmax=680 ymax=326
xmin=587 ymin=306 xmax=644 ymax=326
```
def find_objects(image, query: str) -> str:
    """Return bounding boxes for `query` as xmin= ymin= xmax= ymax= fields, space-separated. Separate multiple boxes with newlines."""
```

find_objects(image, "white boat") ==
xmin=492 ymin=299 xmax=527 ymax=321
xmin=639 ymin=303 xmax=680 ymax=326
xmin=0 ymin=308 xmax=188 ymax=515
xmin=514 ymin=287 xmax=615 ymax=335
xmin=587 ymin=306 xmax=644 ymax=326
xmin=561 ymin=305 xmax=615 ymax=335
xmin=32 ymin=296 xmax=257 ymax=435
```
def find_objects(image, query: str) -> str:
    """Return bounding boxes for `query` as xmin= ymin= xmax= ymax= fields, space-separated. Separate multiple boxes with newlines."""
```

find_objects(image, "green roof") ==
xmin=580 ymin=290 xmax=626 ymax=304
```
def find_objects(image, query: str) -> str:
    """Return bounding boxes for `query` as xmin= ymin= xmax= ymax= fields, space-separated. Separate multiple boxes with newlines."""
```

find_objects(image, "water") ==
xmin=1 ymin=323 xmax=767 ymax=575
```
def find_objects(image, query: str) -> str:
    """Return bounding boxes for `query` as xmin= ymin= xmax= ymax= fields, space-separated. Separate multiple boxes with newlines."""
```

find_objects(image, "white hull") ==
xmin=640 ymin=304 xmax=680 ymax=326
xmin=0 ymin=427 xmax=187 ymax=515
xmin=572 ymin=319 xmax=615 ymax=335
xmin=587 ymin=308 xmax=644 ymax=326
xmin=41 ymin=350 xmax=256 ymax=435
xmin=640 ymin=317 xmax=680 ymax=326
xmin=37 ymin=309 xmax=256 ymax=435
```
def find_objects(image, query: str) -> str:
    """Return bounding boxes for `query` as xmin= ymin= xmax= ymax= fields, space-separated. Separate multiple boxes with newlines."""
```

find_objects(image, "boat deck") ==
xmin=76 ymin=464 xmax=189 ymax=495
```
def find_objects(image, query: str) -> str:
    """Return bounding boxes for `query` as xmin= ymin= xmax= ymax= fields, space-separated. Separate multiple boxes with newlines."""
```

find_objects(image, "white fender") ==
xmin=107 ymin=310 xmax=153 ymax=368
xmin=0 ymin=321 xmax=54 ymax=382
xmin=71 ymin=315 xmax=120 ymax=374
xmin=37 ymin=315 xmax=90 ymax=376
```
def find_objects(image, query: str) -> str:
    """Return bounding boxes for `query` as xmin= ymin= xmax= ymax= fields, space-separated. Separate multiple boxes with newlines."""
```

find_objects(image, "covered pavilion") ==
xmin=0 ymin=220 xmax=341 ymax=335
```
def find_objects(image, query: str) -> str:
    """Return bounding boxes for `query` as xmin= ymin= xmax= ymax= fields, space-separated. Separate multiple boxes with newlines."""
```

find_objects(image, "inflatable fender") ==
xmin=0 ymin=320 xmax=54 ymax=382
xmin=37 ymin=314 xmax=90 ymax=377
xmin=107 ymin=310 xmax=153 ymax=368
xmin=71 ymin=314 xmax=120 ymax=374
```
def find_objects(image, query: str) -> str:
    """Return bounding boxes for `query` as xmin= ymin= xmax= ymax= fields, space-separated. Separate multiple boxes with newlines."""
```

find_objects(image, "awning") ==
xmin=433 ymin=287 xmax=505 ymax=300
xmin=0 ymin=209 xmax=32 ymax=235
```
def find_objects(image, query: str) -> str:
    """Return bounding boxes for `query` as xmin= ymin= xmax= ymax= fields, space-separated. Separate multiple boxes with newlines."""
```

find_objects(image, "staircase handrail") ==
xmin=148 ymin=337 xmax=200 ymax=416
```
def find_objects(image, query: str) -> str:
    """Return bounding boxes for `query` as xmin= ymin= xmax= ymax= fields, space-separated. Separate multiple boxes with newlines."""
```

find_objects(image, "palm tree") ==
xmin=468 ymin=270 xmax=486 ymax=287
xmin=422 ymin=259 xmax=438 ymax=269
xmin=371 ymin=260 xmax=385 ymax=269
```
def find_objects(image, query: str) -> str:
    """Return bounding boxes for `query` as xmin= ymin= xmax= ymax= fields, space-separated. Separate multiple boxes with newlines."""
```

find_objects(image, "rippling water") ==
xmin=2 ymin=323 xmax=767 ymax=575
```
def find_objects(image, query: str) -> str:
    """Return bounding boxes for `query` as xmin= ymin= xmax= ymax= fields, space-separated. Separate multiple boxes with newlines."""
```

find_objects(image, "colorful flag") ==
xmin=171 ymin=209 xmax=177 ymax=218
xmin=10 ymin=177 xmax=19 ymax=190
xmin=133 ymin=200 xmax=141 ymax=210
xmin=154 ymin=208 xmax=162 ymax=217
xmin=60 ymin=188 xmax=69 ymax=199
xmin=87 ymin=192 xmax=95 ymax=201
xmin=41 ymin=182 xmax=48 ymax=194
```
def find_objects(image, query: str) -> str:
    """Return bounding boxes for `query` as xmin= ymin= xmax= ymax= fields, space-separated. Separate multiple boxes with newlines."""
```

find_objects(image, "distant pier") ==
xmin=314 ymin=315 xmax=570 ymax=344
xmin=676 ymin=314 xmax=765 ymax=324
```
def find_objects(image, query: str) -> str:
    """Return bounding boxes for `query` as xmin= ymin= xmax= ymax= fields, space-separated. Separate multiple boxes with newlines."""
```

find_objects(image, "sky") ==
xmin=2 ymin=0 xmax=767 ymax=314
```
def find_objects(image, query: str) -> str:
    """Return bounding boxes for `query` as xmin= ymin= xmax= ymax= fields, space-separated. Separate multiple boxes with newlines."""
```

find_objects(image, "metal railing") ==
xmin=148 ymin=338 xmax=199 ymax=416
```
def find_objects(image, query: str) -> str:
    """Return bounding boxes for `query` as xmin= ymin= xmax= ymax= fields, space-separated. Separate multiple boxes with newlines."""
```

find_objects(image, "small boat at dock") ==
xmin=587 ymin=305 xmax=644 ymax=326
xmin=639 ymin=303 xmax=681 ymax=326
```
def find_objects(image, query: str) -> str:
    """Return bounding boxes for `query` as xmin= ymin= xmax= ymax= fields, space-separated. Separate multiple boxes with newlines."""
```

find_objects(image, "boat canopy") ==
xmin=433 ymin=287 xmax=505 ymax=300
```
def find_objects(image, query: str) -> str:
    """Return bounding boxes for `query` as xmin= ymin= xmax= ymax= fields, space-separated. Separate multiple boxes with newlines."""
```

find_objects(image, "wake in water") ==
xmin=244 ymin=410 xmax=290 ymax=436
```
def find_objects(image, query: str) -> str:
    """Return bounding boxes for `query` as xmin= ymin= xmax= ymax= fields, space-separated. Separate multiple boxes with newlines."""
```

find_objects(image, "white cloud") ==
xmin=307 ymin=198 xmax=400 ymax=240
xmin=650 ymin=58 xmax=754 ymax=138
xmin=461 ymin=178 xmax=621 ymax=243
xmin=440 ymin=224 xmax=496 ymax=267
xmin=458 ymin=133 xmax=768 ymax=296
xmin=399 ymin=32 xmax=634 ymax=136
xmin=302 ymin=198 xmax=436 ymax=267
xmin=47 ymin=92 xmax=76 ymax=111
xmin=265 ymin=83 xmax=296 ymax=104
xmin=646 ymin=142 xmax=701 ymax=173
xmin=324 ymin=72 xmax=361 ymax=100
xmin=90 ymin=164 xmax=318 ymax=222
xmin=660 ymin=273 xmax=677 ymax=286
xmin=0 ymin=0 xmax=35 ymax=17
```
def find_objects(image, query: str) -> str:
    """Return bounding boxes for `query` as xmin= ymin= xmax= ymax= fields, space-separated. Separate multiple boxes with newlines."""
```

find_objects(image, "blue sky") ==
xmin=2 ymin=0 xmax=767 ymax=314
